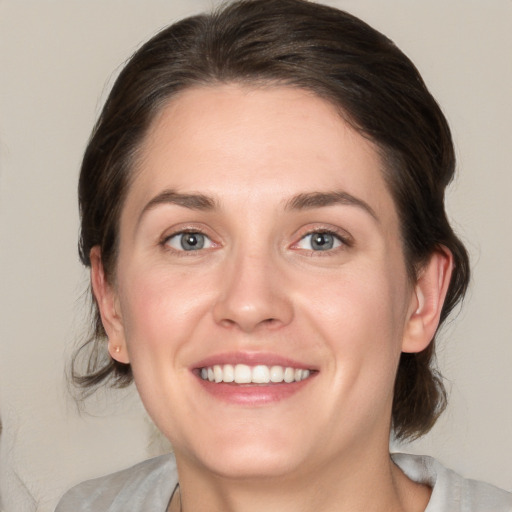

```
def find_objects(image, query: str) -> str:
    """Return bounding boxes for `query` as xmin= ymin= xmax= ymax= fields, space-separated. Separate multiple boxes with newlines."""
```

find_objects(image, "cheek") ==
xmin=282 ymin=263 xmax=410 ymax=444
xmin=296 ymin=259 xmax=410 ymax=378
xmin=302 ymin=263 xmax=407 ymax=336
xmin=117 ymin=265 xmax=217 ymax=361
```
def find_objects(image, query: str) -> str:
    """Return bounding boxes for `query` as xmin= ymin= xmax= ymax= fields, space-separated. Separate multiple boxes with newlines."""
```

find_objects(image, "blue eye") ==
xmin=297 ymin=232 xmax=342 ymax=251
xmin=165 ymin=232 xmax=213 ymax=251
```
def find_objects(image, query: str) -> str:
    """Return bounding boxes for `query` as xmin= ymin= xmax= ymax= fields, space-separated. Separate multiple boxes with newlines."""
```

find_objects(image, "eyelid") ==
xmin=157 ymin=223 xmax=353 ymax=254
xmin=290 ymin=225 xmax=354 ymax=251
xmin=167 ymin=232 xmax=214 ymax=251
xmin=159 ymin=225 xmax=220 ymax=252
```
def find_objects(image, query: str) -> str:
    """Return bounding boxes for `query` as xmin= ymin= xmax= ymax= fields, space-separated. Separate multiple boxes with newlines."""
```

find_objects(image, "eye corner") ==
xmin=291 ymin=227 xmax=354 ymax=253
xmin=161 ymin=230 xmax=218 ymax=253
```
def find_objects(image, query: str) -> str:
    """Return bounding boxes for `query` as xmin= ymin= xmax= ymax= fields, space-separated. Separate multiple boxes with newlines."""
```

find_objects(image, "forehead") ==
xmin=125 ymin=84 xmax=398 ymax=229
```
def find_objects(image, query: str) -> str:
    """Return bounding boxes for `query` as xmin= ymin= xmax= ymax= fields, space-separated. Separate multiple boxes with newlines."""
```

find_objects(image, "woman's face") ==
xmin=99 ymin=85 xmax=422 ymax=480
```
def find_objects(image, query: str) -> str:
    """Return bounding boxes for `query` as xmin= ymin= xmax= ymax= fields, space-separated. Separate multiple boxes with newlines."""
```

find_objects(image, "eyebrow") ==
xmin=137 ymin=189 xmax=217 ymax=226
xmin=137 ymin=188 xmax=378 ymax=225
xmin=285 ymin=191 xmax=378 ymax=221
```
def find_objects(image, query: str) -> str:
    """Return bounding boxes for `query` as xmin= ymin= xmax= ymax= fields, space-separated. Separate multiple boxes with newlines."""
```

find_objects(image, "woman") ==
xmin=56 ymin=0 xmax=511 ymax=510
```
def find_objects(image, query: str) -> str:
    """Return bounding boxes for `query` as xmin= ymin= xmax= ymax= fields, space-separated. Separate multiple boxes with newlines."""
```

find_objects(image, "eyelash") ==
xmin=159 ymin=227 xmax=352 ymax=255
xmin=292 ymin=228 xmax=352 ymax=254
xmin=160 ymin=229 xmax=215 ymax=254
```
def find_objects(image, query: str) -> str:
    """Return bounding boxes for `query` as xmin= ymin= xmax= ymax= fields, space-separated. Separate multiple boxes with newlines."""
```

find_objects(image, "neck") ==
xmin=173 ymin=445 xmax=430 ymax=512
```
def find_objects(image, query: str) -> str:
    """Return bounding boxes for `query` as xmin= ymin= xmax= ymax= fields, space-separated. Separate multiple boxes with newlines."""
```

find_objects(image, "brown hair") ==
xmin=73 ymin=0 xmax=470 ymax=441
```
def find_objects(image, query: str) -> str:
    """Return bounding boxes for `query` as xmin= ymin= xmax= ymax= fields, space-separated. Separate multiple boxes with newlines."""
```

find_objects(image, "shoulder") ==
xmin=54 ymin=454 xmax=177 ymax=512
xmin=392 ymin=453 xmax=512 ymax=512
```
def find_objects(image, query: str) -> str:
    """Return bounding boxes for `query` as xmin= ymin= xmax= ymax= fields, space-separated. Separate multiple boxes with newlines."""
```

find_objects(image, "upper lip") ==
xmin=192 ymin=351 xmax=317 ymax=370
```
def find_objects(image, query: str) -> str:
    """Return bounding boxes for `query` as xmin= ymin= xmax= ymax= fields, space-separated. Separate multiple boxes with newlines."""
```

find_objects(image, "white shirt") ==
xmin=55 ymin=452 xmax=512 ymax=511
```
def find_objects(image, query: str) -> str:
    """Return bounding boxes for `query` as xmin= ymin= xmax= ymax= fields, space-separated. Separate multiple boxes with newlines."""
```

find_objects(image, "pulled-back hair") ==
xmin=73 ymin=0 xmax=470 ymax=441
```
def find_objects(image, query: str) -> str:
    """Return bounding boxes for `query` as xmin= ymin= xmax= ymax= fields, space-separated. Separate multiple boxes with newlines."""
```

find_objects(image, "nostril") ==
xmin=219 ymin=317 xmax=277 ymax=329
xmin=212 ymin=276 xmax=294 ymax=332
xmin=219 ymin=318 xmax=236 ymax=328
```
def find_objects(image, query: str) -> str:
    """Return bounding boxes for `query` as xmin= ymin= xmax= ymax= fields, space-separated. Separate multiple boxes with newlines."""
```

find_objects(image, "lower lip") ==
xmin=195 ymin=375 xmax=315 ymax=405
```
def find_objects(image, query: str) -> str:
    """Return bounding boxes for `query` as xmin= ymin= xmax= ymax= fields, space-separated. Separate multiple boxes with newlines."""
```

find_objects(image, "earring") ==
xmin=113 ymin=345 xmax=121 ymax=354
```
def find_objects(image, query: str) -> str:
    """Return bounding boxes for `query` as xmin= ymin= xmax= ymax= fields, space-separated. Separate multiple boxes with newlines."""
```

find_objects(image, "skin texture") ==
xmin=91 ymin=85 xmax=452 ymax=512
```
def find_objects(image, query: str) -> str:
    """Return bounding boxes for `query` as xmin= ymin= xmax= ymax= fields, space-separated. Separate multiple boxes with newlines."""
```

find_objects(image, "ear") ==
xmin=90 ymin=246 xmax=130 ymax=364
xmin=401 ymin=246 xmax=454 ymax=353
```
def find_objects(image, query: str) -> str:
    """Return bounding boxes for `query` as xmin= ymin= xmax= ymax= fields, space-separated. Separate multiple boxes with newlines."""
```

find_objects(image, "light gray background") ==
xmin=1 ymin=1 xmax=511 ymax=511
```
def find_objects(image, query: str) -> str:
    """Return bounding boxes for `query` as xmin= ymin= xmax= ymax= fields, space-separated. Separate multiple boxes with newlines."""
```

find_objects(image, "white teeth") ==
xmin=199 ymin=364 xmax=312 ymax=384
xmin=270 ymin=365 xmax=284 ymax=382
xmin=223 ymin=364 xmax=235 ymax=383
xmin=252 ymin=365 xmax=270 ymax=383
xmin=283 ymin=367 xmax=295 ymax=383
xmin=213 ymin=365 xmax=223 ymax=383
xmin=234 ymin=364 xmax=252 ymax=383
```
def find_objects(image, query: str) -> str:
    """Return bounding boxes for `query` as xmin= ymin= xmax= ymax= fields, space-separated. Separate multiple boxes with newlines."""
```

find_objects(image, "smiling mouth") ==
xmin=199 ymin=364 xmax=312 ymax=384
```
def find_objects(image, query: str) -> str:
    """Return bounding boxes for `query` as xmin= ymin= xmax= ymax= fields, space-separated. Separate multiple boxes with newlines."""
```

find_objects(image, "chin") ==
xmin=175 ymin=425 xmax=308 ymax=480
xmin=202 ymin=446 xmax=302 ymax=481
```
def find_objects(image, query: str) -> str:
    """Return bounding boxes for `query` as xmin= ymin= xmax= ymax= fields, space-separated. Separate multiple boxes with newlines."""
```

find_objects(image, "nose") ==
xmin=212 ymin=249 xmax=294 ymax=333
